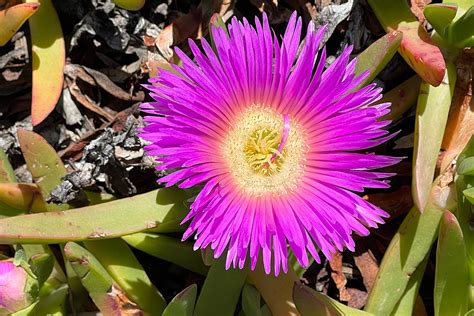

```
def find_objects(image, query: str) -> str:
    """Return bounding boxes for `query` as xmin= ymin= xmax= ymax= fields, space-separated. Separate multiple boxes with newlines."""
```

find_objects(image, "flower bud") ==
xmin=0 ymin=260 xmax=38 ymax=314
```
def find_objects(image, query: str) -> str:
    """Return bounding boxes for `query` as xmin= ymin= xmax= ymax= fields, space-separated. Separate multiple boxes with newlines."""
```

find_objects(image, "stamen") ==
xmin=222 ymin=106 xmax=306 ymax=196
xmin=270 ymin=114 xmax=290 ymax=163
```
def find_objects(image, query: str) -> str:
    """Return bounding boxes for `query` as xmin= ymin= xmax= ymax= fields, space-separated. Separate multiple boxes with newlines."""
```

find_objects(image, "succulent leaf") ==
xmin=434 ymin=211 xmax=469 ymax=316
xmin=0 ymin=3 xmax=39 ymax=46
xmin=368 ymin=0 xmax=446 ymax=86
xmin=162 ymin=284 xmax=197 ymax=316
xmin=26 ymin=0 xmax=65 ymax=125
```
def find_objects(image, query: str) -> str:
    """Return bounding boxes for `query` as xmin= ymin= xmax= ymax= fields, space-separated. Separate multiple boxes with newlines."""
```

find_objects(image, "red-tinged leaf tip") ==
xmin=398 ymin=23 xmax=446 ymax=87
xmin=28 ymin=0 xmax=65 ymax=126
xmin=0 ymin=3 xmax=40 ymax=46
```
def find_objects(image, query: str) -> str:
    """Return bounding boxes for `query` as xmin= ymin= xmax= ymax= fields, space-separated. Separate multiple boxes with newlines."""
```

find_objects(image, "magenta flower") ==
xmin=141 ymin=13 xmax=400 ymax=275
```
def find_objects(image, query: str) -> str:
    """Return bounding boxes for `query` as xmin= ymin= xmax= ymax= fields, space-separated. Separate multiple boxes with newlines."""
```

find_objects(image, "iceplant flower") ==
xmin=141 ymin=12 xmax=401 ymax=275
xmin=0 ymin=260 xmax=37 ymax=314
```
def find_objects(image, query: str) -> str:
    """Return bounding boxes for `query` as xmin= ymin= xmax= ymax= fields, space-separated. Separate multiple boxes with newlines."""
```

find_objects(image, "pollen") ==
xmin=222 ymin=106 xmax=307 ymax=196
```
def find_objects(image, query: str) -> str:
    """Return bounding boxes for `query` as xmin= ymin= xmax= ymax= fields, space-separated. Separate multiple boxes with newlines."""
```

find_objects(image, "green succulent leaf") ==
xmin=162 ymin=284 xmax=197 ymax=316
xmin=84 ymin=238 xmax=166 ymax=315
xmin=0 ymin=187 xmax=188 ymax=244
xmin=364 ymin=202 xmax=444 ymax=315
xmin=0 ymin=149 xmax=24 ymax=217
xmin=458 ymin=157 xmax=474 ymax=176
xmin=26 ymin=0 xmax=65 ymax=125
xmin=463 ymin=187 xmax=474 ymax=204
xmin=412 ymin=62 xmax=456 ymax=212
xmin=293 ymin=283 xmax=373 ymax=316
xmin=33 ymin=284 xmax=68 ymax=316
xmin=367 ymin=0 xmax=446 ymax=86
xmin=194 ymin=256 xmax=248 ymax=316
xmin=30 ymin=253 xmax=54 ymax=288
xmin=448 ymin=6 xmax=474 ymax=48
xmin=122 ymin=233 xmax=208 ymax=275
xmin=0 ymin=3 xmax=39 ymax=46
xmin=392 ymin=255 xmax=429 ymax=315
xmin=423 ymin=4 xmax=458 ymax=37
xmin=354 ymin=30 xmax=402 ymax=88
xmin=242 ymin=284 xmax=262 ymax=316
xmin=17 ymin=129 xmax=68 ymax=212
xmin=434 ymin=211 xmax=469 ymax=316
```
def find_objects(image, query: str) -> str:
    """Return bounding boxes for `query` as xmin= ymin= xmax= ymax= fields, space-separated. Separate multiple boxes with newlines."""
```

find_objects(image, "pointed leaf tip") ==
xmin=0 ymin=3 xmax=40 ymax=47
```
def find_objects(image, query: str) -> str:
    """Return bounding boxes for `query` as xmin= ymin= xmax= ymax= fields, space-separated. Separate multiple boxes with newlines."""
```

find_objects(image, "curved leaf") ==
xmin=423 ymin=4 xmax=458 ymax=37
xmin=293 ymin=283 xmax=373 ymax=316
xmin=434 ymin=211 xmax=469 ymax=316
xmin=0 ymin=3 xmax=39 ymax=46
xmin=122 ymin=233 xmax=208 ymax=275
xmin=368 ymin=0 xmax=446 ymax=86
xmin=194 ymin=256 xmax=248 ymax=316
xmin=0 ymin=187 xmax=187 ymax=244
xmin=84 ymin=239 xmax=166 ymax=315
xmin=26 ymin=0 xmax=65 ymax=125
xmin=354 ymin=30 xmax=402 ymax=88
xmin=162 ymin=284 xmax=197 ymax=316
xmin=17 ymin=129 xmax=67 ymax=211
xmin=412 ymin=63 xmax=456 ymax=212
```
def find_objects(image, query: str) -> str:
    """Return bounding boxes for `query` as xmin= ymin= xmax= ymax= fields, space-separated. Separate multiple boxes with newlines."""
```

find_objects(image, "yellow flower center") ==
xmin=222 ymin=106 xmax=306 ymax=196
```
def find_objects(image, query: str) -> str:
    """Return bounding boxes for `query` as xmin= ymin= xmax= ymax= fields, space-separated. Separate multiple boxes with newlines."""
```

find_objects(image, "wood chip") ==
xmin=329 ymin=252 xmax=351 ymax=302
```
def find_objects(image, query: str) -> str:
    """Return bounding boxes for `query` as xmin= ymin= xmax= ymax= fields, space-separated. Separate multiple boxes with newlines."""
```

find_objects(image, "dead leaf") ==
xmin=346 ymin=288 xmax=368 ymax=309
xmin=66 ymin=77 xmax=115 ymax=122
xmin=329 ymin=252 xmax=351 ymax=302
xmin=92 ymin=284 xmax=144 ymax=316
xmin=353 ymin=245 xmax=379 ymax=292
xmin=410 ymin=0 xmax=431 ymax=24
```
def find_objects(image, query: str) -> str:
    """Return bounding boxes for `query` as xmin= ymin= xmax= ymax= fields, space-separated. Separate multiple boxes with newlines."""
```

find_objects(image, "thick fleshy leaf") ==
xmin=293 ymin=283 xmax=373 ymax=316
xmin=464 ymin=187 xmax=474 ymax=204
xmin=0 ymin=149 xmax=24 ymax=217
xmin=242 ymin=284 xmax=262 ymax=316
xmin=0 ymin=3 xmax=39 ymax=46
xmin=10 ymin=301 xmax=39 ymax=316
xmin=64 ymin=242 xmax=143 ymax=315
xmin=448 ymin=6 xmax=474 ymax=48
xmin=112 ymin=0 xmax=145 ymax=11
xmin=162 ymin=284 xmax=197 ymax=316
xmin=412 ymin=63 xmax=456 ymax=212
xmin=33 ymin=284 xmax=68 ymax=316
xmin=194 ymin=256 xmax=248 ymax=316
xmin=0 ymin=148 xmax=16 ymax=182
xmin=0 ymin=183 xmax=45 ymax=212
xmin=364 ymin=173 xmax=451 ymax=315
xmin=354 ymin=30 xmax=402 ymax=88
xmin=30 ymin=253 xmax=54 ymax=288
xmin=0 ymin=187 xmax=187 ymax=244
xmin=380 ymin=75 xmax=421 ymax=121
xmin=17 ymin=129 xmax=68 ymax=211
xmin=26 ymin=0 xmax=65 ymax=125
xmin=423 ymin=4 xmax=458 ymax=37
xmin=122 ymin=233 xmax=208 ymax=275
xmin=249 ymin=262 xmax=299 ymax=315
xmin=455 ymin=137 xmax=474 ymax=308
xmin=434 ymin=211 xmax=469 ymax=316
xmin=391 ymin=256 xmax=429 ymax=315
xmin=84 ymin=239 xmax=166 ymax=315
xmin=368 ymin=0 xmax=446 ymax=86
xmin=458 ymin=157 xmax=474 ymax=176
